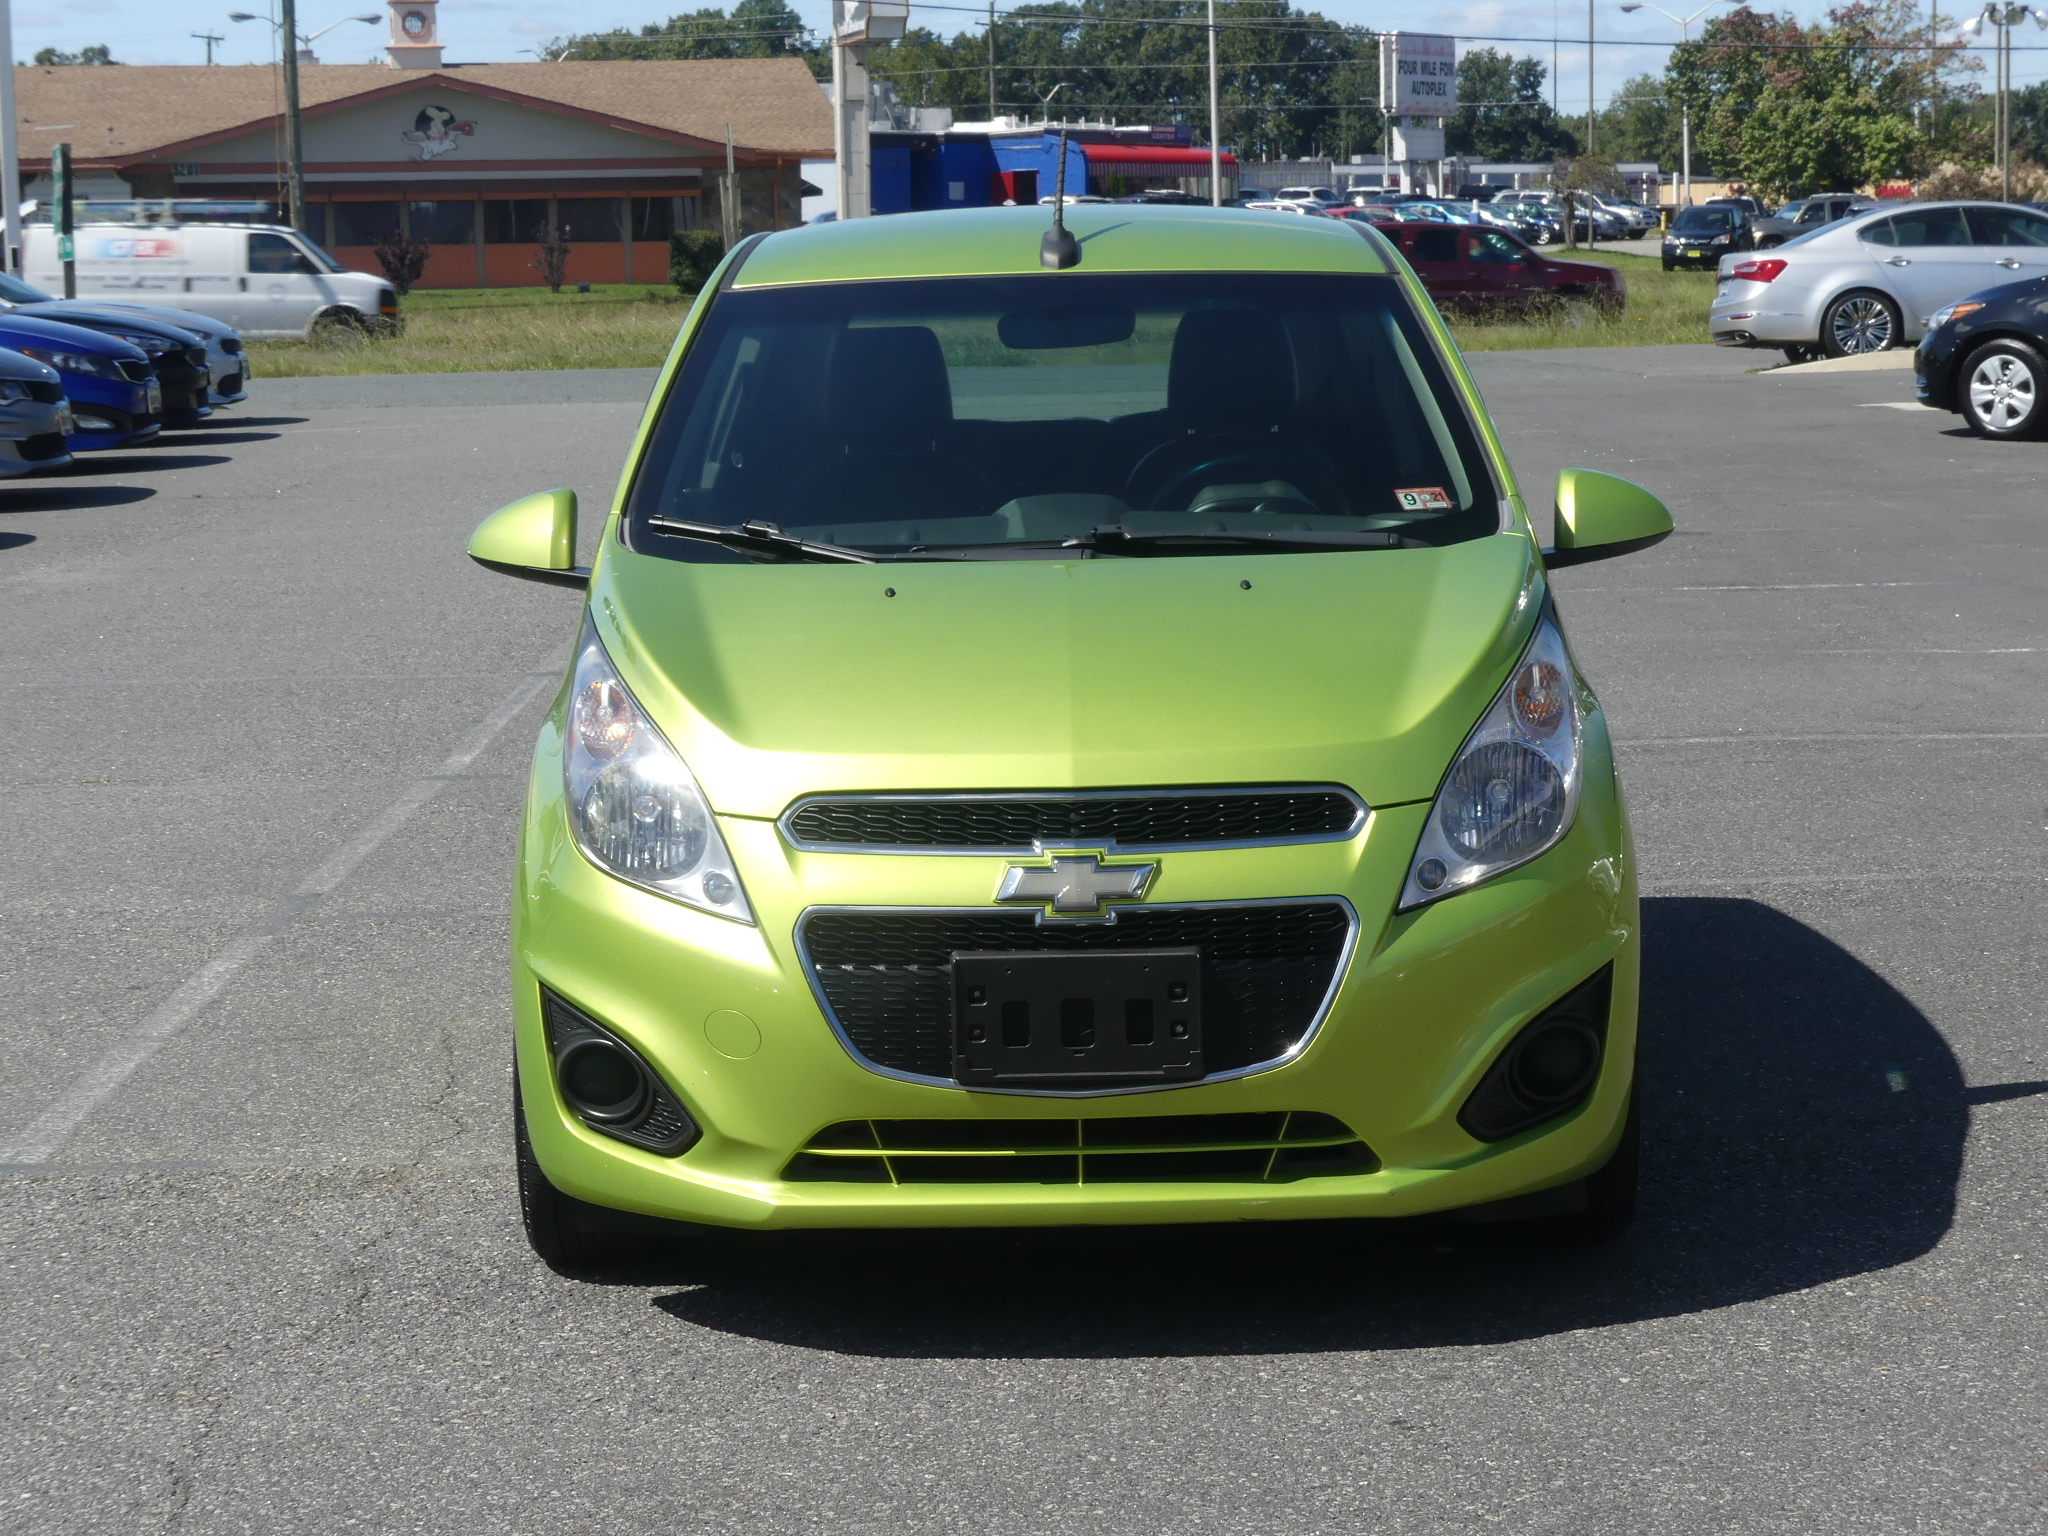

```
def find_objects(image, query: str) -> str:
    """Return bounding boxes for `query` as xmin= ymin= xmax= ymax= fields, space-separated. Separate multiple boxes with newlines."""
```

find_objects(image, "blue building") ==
xmin=869 ymin=125 xmax=1232 ymax=214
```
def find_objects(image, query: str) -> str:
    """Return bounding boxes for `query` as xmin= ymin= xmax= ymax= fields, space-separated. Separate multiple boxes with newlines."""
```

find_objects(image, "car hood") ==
xmin=590 ymin=531 xmax=1543 ymax=819
xmin=1541 ymin=256 xmax=1619 ymax=285
xmin=0 ymin=312 xmax=146 ymax=356
xmin=57 ymin=301 xmax=235 ymax=342
xmin=19 ymin=303 xmax=203 ymax=345
xmin=0 ymin=347 xmax=61 ymax=385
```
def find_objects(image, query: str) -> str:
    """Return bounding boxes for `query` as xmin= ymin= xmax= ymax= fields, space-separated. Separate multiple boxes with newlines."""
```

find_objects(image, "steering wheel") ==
xmin=1123 ymin=435 xmax=1347 ymax=515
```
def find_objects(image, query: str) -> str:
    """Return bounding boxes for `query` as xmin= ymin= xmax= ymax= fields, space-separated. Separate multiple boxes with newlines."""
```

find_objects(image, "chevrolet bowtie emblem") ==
xmin=997 ymin=854 xmax=1156 ymax=921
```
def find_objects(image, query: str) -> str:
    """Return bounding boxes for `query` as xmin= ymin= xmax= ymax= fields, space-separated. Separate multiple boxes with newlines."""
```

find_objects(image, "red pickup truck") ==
xmin=1346 ymin=217 xmax=1626 ymax=316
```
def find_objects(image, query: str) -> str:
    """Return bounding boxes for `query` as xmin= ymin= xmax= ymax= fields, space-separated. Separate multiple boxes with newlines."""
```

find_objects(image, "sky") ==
xmin=10 ymin=0 xmax=2039 ymax=108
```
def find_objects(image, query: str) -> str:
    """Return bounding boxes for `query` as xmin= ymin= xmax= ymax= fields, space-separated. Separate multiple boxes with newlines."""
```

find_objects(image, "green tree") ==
xmin=32 ymin=44 xmax=119 ymax=65
xmin=1447 ymin=48 xmax=1576 ymax=162
xmin=1597 ymin=74 xmax=1683 ymax=169
xmin=1738 ymin=83 xmax=1917 ymax=196
xmin=558 ymin=1 xmax=824 ymax=77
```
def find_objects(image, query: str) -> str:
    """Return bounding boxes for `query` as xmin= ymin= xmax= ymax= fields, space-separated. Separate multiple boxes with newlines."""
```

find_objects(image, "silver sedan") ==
xmin=1709 ymin=200 xmax=2048 ymax=361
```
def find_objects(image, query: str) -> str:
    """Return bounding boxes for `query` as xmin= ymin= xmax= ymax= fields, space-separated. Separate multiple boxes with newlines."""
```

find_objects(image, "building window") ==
xmin=629 ymin=196 xmax=679 ymax=242
xmin=483 ymin=198 xmax=552 ymax=244
xmin=408 ymin=200 xmax=477 ymax=245
xmin=555 ymin=197 xmax=621 ymax=242
xmin=331 ymin=201 xmax=402 ymax=246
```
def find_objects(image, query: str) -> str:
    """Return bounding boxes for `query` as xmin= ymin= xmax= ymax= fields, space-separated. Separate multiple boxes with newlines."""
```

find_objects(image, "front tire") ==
xmin=1821 ymin=290 xmax=1901 ymax=357
xmin=1960 ymin=338 xmax=2048 ymax=440
xmin=515 ymin=1074 xmax=662 ymax=1272
xmin=1536 ymin=1080 xmax=1641 ymax=1243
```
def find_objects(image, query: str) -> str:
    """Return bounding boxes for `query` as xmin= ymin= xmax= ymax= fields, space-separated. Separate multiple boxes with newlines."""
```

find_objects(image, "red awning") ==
xmin=1079 ymin=143 xmax=1238 ymax=167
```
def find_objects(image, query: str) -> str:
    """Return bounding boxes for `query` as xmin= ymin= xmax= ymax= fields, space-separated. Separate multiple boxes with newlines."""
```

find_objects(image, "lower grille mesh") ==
xmin=784 ymin=1110 xmax=1377 ymax=1184
xmin=800 ymin=903 xmax=1352 ymax=1085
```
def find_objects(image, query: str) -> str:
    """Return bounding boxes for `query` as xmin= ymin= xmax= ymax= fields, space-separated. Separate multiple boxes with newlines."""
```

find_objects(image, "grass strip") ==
xmin=1447 ymin=251 xmax=1721 ymax=352
xmin=246 ymin=284 xmax=693 ymax=376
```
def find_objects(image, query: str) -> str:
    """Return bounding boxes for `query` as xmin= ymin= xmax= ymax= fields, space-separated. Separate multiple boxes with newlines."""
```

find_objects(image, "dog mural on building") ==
xmin=402 ymin=105 xmax=476 ymax=162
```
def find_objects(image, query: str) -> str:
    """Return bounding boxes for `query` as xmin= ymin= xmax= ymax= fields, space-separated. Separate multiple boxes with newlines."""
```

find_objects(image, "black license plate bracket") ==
xmin=952 ymin=949 xmax=1202 ymax=1086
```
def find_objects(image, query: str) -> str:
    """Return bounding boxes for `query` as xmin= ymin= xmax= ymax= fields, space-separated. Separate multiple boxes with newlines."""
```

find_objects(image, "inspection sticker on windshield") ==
xmin=1395 ymin=486 xmax=1453 ymax=511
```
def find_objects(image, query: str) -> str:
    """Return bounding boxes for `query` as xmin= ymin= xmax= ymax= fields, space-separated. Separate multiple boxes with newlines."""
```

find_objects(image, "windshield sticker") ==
xmin=1395 ymin=486 xmax=1453 ymax=511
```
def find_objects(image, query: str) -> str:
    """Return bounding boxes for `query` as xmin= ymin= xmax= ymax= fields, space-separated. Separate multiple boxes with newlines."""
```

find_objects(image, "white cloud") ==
xmin=12 ymin=11 xmax=64 ymax=27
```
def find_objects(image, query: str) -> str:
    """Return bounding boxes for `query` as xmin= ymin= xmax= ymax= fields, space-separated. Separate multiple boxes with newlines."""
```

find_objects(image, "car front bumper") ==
xmin=514 ymin=697 xmax=1642 ymax=1231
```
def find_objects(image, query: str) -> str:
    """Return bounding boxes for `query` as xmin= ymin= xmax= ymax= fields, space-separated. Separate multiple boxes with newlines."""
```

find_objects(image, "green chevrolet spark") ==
xmin=468 ymin=204 xmax=1673 ymax=1267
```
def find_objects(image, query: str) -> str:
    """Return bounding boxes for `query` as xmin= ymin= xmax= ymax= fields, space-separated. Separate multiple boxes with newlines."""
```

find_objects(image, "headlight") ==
xmin=563 ymin=617 xmax=753 ymax=923
xmin=1927 ymin=301 xmax=1983 ymax=331
xmin=19 ymin=347 xmax=124 ymax=379
xmin=1399 ymin=608 xmax=1584 ymax=910
xmin=110 ymin=332 xmax=173 ymax=355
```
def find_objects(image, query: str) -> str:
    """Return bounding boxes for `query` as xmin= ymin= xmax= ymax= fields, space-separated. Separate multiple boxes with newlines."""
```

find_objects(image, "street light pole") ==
xmin=1963 ymin=5 xmax=2047 ymax=203
xmin=1619 ymin=1 xmax=1735 ymax=210
xmin=1208 ymin=0 xmax=1221 ymax=205
xmin=280 ymin=0 xmax=305 ymax=231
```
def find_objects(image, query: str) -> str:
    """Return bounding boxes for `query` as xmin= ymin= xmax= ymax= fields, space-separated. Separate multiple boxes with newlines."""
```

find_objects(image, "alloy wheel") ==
xmin=1968 ymin=351 xmax=2037 ymax=432
xmin=1829 ymin=295 xmax=1895 ymax=354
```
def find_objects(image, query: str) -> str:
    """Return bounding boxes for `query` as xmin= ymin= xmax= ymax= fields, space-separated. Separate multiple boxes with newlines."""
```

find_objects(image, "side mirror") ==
xmin=467 ymin=488 xmax=589 ymax=588
xmin=1544 ymin=468 xmax=1673 ymax=568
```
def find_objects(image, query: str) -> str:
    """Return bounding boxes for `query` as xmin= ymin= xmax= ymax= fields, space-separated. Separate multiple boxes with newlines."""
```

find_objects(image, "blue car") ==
xmin=0 ymin=347 xmax=74 ymax=475
xmin=0 ymin=272 xmax=248 ymax=410
xmin=0 ymin=313 xmax=159 ymax=450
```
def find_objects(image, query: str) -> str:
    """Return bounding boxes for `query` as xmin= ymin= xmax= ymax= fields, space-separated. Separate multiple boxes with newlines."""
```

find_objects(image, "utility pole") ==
xmin=988 ymin=0 xmax=997 ymax=122
xmin=0 ymin=1 xmax=21 ymax=274
xmin=1207 ymin=0 xmax=1221 ymax=205
xmin=280 ymin=0 xmax=306 ymax=231
xmin=723 ymin=123 xmax=740 ymax=248
xmin=1587 ymin=0 xmax=1596 ymax=153
xmin=193 ymin=31 xmax=226 ymax=64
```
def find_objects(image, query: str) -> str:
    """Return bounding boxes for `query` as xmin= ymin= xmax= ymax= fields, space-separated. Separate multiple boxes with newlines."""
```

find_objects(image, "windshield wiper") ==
xmin=1059 ymin=524 xmax=1410 ymax=555
xmin=645 ymin=517 xmax=984 ymax=564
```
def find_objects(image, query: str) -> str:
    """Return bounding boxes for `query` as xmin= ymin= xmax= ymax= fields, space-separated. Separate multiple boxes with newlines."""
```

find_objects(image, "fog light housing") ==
xmin=1458 ymin=966 xmax=1613 ymax=1142
xmin=540 ymin=989 xmax=700 ymax=1155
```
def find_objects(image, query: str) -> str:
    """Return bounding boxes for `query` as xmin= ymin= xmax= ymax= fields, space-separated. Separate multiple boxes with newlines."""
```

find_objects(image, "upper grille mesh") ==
xmin=784 ymin=789 xmax=1360 ymax=852
xmin=800 ymin=903 xmax=1352 ymax=1086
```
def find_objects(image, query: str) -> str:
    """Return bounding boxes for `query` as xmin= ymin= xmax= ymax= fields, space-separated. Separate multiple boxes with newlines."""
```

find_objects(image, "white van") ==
xmin=24 ymin=220 xmax=395 ymax=340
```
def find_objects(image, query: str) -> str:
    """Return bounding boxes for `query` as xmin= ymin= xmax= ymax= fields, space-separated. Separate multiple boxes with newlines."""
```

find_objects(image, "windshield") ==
xmin=1672 ymin=206 xmax=1736 ymax=231
xmin=0 ymin=272 xmax=55 ymax=304
xmin=293 ymin=236 xmax=347 ymax=274
xmin=625 ymin=272 xmax=1499 ymax=561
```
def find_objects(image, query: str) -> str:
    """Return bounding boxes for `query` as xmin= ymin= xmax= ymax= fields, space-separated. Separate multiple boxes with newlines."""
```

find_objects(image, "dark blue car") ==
xmin=1915 ymin=274 xmax=2048 ymax=440
xmin=0 ymin=313 xmax=159 ymax=450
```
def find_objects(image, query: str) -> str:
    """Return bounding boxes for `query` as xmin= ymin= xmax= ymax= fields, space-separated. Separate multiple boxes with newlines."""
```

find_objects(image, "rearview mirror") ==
xmin=467 ymin=488 xmax=589 ymax=588
xmin=1544 ymin=468 xmax=1673 ymax=568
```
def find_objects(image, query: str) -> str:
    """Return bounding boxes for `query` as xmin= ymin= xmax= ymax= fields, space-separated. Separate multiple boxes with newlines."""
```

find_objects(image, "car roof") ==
xmin=733 ymin=204 xmax=1392 ymax=287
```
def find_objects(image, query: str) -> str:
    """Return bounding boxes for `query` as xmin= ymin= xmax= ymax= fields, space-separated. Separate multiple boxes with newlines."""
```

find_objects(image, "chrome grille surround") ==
xmin=779 ymin=785 xmax=1367 ymax=856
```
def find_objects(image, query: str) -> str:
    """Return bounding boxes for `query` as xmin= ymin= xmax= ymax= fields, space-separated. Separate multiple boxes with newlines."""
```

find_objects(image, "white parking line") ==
xmin=0 ymin=667 xmax=559 ymax=1166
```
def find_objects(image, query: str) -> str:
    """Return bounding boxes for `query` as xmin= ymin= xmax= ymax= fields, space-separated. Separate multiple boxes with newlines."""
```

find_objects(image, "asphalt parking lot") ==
xmin=2 ymin=346 xmax=2043 ymax=1534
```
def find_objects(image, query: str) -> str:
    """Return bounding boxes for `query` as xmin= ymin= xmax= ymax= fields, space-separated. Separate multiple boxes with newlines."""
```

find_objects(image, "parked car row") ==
xmin=0 ymin=265 xmax=253 ymax=474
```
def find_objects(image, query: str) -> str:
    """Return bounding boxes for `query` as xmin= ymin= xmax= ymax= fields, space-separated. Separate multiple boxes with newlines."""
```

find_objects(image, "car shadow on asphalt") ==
xmin=0 ymin=483 xmax=154 ymax=511
xmin=207 ymin=416 xmax=308 ymax=429
xmin=59 ymin=454 xmax=231 ymax=476
xmin=158 ymin=431 xmax=282 ymax=447
xmin=634 ymin=897 xmax=1969 ymax=1356
xmin=0 ymin=530 xmax=32 ymax=550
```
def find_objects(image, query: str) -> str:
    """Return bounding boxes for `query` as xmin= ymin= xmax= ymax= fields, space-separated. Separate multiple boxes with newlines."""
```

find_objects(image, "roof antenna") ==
xmin=1040 ymin=128 xmax=1079 ymax=270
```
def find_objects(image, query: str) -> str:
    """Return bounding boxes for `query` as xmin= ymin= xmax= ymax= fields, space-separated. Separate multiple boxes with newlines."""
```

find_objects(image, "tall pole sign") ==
xmin=1378 ymin=33 xmax=1456 ymax=194
xmin=53 ymin=142 xmax=75 ymax=297
xmin=1207 ymin=0 xmax=1220 ymax=206
xmin=832 ymin=0 xmax=908 ymax=220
